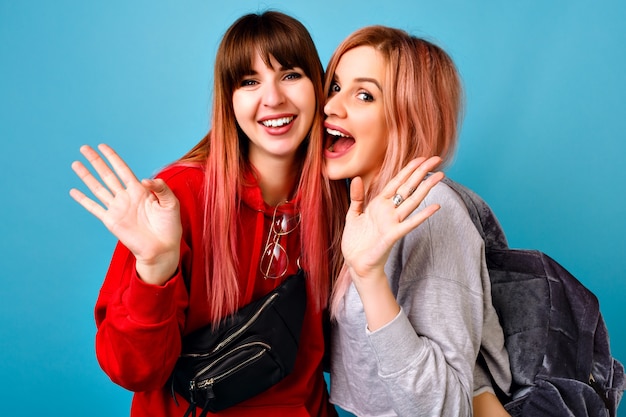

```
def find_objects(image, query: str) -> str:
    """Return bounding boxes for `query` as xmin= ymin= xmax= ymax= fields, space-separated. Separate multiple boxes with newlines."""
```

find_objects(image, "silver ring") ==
xmin=392 ymin=194 xmax=404 ymax=207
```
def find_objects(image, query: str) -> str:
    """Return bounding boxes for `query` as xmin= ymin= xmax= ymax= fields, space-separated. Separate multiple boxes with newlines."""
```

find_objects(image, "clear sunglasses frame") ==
xmin=259 ymin=202 xmax=301 ymax=279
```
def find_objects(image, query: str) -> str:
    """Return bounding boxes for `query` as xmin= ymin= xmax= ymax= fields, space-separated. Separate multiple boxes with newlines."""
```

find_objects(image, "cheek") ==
xmin=231 ymin=92 xmax=252 ymax=126
xmin=364 ymin=123 xmax=388 ymax=165
xmin=297 ymin=83 xmax=317 ymax=121
xmin=231 ymin=94 xmax=243 ymax=122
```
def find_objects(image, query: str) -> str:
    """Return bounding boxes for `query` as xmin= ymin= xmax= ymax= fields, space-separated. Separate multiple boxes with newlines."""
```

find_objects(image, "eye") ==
xmin=356 ymin=91 xmax=374 ymax=102
xmin=329 ymin=81 xmax=340 ymax=95
xmin=284 ymin=71 xmax=303 ymax=81
xmin=239 ymin=78 xmax=258 ymax=88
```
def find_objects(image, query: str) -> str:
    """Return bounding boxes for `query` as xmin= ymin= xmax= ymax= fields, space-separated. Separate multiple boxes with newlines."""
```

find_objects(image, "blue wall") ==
xmin=1 ymin=0 xmax=624 ymax=415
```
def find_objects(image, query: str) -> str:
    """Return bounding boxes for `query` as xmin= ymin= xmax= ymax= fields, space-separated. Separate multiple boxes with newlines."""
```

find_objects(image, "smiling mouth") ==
xmin=326 ymin=127 xmax=355 ymax=153
xmin=261 ymin=116 xmax=294 ymax=128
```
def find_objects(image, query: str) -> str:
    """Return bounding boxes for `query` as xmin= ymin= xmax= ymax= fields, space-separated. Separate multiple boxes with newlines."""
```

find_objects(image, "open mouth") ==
xmin=326 ymin=127 xmax=355 ymax=153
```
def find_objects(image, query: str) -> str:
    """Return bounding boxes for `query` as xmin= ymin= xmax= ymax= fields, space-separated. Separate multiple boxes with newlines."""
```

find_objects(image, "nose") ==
xmin=324 ymin=92 xmax=345 ymax=118
xmin=262 ymin=80 xmax=285 ymax=107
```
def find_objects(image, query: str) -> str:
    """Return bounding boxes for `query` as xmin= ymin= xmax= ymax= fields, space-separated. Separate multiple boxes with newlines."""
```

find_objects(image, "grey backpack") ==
xmin=444 ymin=178 xmax=625 ymax=417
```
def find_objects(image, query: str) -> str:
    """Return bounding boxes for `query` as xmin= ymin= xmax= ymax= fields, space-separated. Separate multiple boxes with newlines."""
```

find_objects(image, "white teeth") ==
xmin=326 ymin=128 xmax=349 ymax=137
xmin=262 ymin=116 xmax=293 ymax=128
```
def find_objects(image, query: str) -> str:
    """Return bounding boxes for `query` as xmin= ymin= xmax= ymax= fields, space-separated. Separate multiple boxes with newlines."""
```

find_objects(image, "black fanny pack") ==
xmin=169 ymin=270 xmax=307 ymax=417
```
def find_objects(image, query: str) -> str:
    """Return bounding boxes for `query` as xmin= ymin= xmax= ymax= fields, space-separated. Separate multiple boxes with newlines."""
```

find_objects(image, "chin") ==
xmin=325 ymin=162 xmax=350 ymax=181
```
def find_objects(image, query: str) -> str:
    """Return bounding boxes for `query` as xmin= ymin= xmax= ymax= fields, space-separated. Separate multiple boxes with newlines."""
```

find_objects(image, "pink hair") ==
xmin=325 ymin=26 xmax=464 ymax=317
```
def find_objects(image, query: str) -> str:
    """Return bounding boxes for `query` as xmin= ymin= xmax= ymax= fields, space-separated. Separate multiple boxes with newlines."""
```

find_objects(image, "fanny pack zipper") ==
xmin=182 ymin=293 xmax=278 ymax=358
xmin=191 ymin=342 xmax=270 ymax=400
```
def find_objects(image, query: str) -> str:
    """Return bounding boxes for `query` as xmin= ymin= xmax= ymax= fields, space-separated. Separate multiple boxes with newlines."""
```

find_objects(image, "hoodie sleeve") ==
xmin=94 ymin=166 xmax=201 ymax=392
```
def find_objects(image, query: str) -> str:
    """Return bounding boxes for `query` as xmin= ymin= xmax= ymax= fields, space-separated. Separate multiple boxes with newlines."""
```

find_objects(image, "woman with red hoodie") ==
xmin=70 ymin=11 xmax=344 ymax=417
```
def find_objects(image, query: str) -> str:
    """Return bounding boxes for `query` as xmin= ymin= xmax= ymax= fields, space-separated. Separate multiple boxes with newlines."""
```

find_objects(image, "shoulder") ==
xmin=423 ymin=180 xmax=466 ymax=211
xmin=390 ymin=180 xmax=486 ymax=291
xmin=153 ymin=164 xmax=206 ymax=214
xmin=395 ymin=180 xmax=483 ymax=274
xmin=155 ymin=163 xmax=205 ymax=194
xmin=420 ymin=180 xmax=473 ymax=231
xmin=156 ymin=163 xmax=204 ymax=182
xmin=153 ymin=164 xmax=207 ymax=231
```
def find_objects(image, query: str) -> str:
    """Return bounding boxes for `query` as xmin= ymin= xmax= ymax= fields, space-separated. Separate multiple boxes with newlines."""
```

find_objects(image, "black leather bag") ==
xmin=169 ymin=270 xmax=307 ymax=417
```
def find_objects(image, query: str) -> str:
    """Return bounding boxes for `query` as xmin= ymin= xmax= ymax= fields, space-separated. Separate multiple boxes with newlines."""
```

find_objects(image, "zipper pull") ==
xmin=189 ymin=380 xmax=197 ymax=405
xmin=195 ymin=380 xmax=216 ymax=417
xmin=182 ymin=380 xmax=197 ymax=417
xmin=206 ymin=378 xmax=216 ymax=400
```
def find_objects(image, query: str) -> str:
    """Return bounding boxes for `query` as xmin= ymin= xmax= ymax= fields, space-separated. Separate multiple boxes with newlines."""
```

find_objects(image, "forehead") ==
xmin=249 ymin=51 xmax=281 ymax=71
xmin=334 ymin=46 xmax=385 ymax=84
xmin=236 ymin=44 xmax=300 ymax=75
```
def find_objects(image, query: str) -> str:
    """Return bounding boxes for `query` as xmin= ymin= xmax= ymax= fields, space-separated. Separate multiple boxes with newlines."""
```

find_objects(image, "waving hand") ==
xmin=69 ymin=144 xmax=182 ymax=285
xmin=341 ymin=156 xmax=444 ymax=281
xmin=340 ymin=156 xmax=444 ymax=330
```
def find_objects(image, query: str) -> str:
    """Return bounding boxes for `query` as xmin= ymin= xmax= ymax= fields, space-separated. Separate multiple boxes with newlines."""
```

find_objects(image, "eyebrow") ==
xmin=352 ymin=77 xmax=383 ymax=92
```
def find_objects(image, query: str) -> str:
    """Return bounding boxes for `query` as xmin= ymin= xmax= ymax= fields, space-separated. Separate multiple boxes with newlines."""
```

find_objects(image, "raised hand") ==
xmin=70 ymin=144 xmax=182 ymax=285
xmin=341 ymin=156 xmax=444 ymax=282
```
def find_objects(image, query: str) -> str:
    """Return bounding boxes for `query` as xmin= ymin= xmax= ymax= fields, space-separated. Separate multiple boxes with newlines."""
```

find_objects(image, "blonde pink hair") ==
xmin=325 ymin=25 xmax=464 ymax=316
xmin=179 ymin=11 xmax=345 ymax=323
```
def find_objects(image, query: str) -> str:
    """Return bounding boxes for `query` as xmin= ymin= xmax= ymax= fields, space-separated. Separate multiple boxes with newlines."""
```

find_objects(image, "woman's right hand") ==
xmin=340 ymin=156 xmax=444 ymax=331
xmin=70 ymin=144 xmax=182 ymax=285
xmin=341 ymin=156 xmax=444 ymax=282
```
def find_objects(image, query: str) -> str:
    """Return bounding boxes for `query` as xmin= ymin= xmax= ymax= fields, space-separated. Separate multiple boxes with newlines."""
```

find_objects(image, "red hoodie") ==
xmin=94 ymin=164 xmax=337 ymax=417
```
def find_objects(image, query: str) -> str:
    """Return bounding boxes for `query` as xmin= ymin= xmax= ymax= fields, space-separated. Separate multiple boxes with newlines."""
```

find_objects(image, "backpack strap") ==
xmin=442 ymin=177 xmax=508 ymax=250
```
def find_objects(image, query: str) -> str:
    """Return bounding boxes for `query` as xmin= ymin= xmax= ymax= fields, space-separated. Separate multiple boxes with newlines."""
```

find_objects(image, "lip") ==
xmin=324 ymin=122 xmax=355 ymax=159
xmin=323 ymin=122 xmax=352 ymax=138
xmin=258 ymin=114 xmax=297 ymax=136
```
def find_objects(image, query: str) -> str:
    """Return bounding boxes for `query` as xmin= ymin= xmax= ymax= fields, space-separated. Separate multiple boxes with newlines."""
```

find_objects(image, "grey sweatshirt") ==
xmin=330 ymin=182 xmax=512 ymax=417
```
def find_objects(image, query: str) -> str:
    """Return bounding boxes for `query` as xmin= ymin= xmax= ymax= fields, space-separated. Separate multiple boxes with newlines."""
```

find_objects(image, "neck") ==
xmin=253 ymin=157 xmax=300 ymax=206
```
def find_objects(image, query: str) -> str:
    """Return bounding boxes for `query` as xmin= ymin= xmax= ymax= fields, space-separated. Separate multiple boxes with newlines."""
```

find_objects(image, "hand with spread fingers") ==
xmin=341 ymin=156 xmax=444 ymax=283
xmin=69 ymin=144 xmax=182 ymax=285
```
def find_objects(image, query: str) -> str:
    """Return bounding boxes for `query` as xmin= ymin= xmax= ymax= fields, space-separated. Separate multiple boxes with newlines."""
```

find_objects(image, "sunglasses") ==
xmin=260 ymin=202 xmax=301 ymax=279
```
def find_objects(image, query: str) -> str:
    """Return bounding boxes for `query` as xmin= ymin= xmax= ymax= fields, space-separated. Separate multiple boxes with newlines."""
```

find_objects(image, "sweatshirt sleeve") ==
xmin=365 ymin=184 xmax=485 ymax=416
xmin=94 ymin=244 xmax=189 ymax=392
xmin=93 ymin=166 xmax=199 ymax=392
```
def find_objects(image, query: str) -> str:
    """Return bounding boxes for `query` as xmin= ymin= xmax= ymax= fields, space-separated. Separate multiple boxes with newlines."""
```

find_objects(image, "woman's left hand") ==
xmin=342 ymin=156 xmax=444 ymax=282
